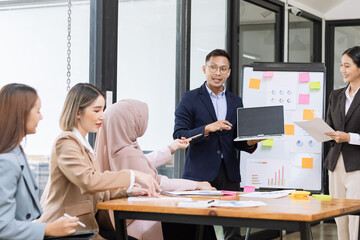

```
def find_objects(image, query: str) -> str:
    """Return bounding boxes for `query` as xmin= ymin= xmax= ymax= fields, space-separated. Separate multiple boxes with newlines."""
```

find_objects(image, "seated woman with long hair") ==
xmin=39 ymin=83 xmax=160 ymax=240
xmin=0 ymin=83 xmax=78 ymax=240
xmin=95 ymin=99 xmax=216 ymax=240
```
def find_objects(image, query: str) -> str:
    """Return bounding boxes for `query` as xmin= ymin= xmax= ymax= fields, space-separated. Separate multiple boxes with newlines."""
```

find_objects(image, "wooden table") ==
xmin=97 ymin=195 xmax=360 ymax=240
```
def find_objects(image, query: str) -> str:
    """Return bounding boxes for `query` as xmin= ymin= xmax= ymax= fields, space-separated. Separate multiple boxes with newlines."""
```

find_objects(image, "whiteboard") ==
xmin=240 ymin=63 xmax=326 ymax=192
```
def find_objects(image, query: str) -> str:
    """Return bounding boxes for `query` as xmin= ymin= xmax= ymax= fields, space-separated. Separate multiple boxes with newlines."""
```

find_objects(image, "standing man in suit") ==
xmin=173 ymin=49 xmax=259 ymax=240
xmin=325 ymin=46 xmax=360 ymax=240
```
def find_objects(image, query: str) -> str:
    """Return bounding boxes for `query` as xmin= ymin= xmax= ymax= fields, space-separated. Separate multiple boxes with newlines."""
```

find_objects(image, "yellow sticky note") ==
xmin=249 ymin=78 xmax=261 ymax=90
xmin=303 ymin=109 xmax=314 ymax=120
xmin=285 ymin=124 xmax=295 ymax=135
xmin=310 ymin=82 xmax=321 ymax=90
xmin=262 ymin=139 xmax=274 ymax=147
xmin=302 ymin=158 xmax=313 ymax=169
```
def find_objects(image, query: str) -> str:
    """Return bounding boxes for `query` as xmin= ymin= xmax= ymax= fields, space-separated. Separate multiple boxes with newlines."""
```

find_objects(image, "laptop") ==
xmin=234 ymin=105 xmax=284 ymax=141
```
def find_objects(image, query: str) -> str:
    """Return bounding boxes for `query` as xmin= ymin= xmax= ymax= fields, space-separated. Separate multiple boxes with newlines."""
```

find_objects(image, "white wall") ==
xmin=325 ymin=0 xmax=360 ymax=20
xmin=0 ymin=3 xmax=90 ymax=156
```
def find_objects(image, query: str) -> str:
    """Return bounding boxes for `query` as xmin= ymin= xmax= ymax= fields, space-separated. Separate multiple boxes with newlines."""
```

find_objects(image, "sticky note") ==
xmin=303 ymin=109 xmax=314 ymax=120
xmin=221 ymin=190 xmax=237 ymax=196
xmin=290 ymin=191 xmax=311 ymax=200
xmin=262 ymin=139 xmax=274 ymax=147
xmin=299 ymin=72 xmax=310 ymax=82
xmin=299 ymin=94 xmax=310 ymax=104
xmin=263 ymin=71 xmax=274 ymax=78
xmin=285 ymin=124 xmax=295 ymax=135
xmin=244 ymin=186 xmax=255 ymax=193
xmin=310 ymin=82 xmax=321 ymax=90
xmin=302 ymin=157 xmax=313 ymax=169
xmin=312 ymin=194 xmax=331 ymax=200
xmin=249 ymin=78 xmax=261 ymax=89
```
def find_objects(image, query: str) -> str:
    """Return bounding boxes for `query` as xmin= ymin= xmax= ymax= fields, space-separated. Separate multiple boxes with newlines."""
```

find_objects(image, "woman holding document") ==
xmin=325 ymin=46 xmax=360 ymax=240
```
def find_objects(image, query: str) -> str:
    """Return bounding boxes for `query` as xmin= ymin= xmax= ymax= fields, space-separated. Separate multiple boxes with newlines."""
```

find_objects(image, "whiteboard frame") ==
xmin=239 ymin=62 xmax=326 ymax=193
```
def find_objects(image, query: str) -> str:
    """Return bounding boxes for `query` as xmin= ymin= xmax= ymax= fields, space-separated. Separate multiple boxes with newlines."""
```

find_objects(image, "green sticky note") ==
xmin=312 ymin=194 xmax=331 ymax=200
xmin=310 ymin=82 xmax=321 ymax=90
xmin=262 ymin=139 xmax=274 ymax=147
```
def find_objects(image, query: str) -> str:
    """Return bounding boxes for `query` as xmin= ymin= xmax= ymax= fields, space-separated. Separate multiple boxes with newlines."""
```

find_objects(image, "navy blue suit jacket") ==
xmin=173 ymin=82 xmax=257 ymax=182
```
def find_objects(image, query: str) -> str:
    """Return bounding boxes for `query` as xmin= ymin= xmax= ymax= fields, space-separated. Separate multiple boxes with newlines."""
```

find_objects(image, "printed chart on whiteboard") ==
xmin=240 ymin=63 xmax=326 ymax=191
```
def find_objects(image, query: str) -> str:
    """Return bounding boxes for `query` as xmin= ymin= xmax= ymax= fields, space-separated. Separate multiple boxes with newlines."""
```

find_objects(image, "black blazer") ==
xmin=173 ymin=82 xmax=256 ymax=182
xmin=325 ymin=86 xmax=360 ymax=172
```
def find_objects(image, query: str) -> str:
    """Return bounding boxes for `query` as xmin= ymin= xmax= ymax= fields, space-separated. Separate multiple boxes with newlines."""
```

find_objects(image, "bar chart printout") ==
xmin=245 ymin=160 xmax=287 ymax=188
xmin=268 ymin=166 xmax=285 ymax=186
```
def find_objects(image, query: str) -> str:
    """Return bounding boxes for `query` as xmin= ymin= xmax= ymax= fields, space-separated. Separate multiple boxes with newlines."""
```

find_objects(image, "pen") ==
xmin=64 ymin=213 xmax=86 ymax=228
xmin=189 ymin=133 xmax=202 ymax=140
xmin=207 ymin=200 xmax=215 ymax=204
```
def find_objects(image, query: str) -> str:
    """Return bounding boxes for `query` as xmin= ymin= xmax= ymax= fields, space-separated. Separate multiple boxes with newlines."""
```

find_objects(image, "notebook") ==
xmin=234 ymin=105 xmax=284 ymax=141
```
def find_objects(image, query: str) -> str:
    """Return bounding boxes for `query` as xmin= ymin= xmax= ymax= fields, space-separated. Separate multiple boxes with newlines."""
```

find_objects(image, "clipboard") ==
xmin=44 ymin=230 xmax=96 ymax=240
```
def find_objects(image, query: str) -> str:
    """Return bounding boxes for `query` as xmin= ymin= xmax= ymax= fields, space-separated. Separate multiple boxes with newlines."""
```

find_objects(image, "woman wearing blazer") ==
xmin=325 ymin=46 xmax=360 ymax=240
xmin=39 ymin=83 xmax=160 ymax=240
xmin=0 ymin=83 xmax=78 ymax=240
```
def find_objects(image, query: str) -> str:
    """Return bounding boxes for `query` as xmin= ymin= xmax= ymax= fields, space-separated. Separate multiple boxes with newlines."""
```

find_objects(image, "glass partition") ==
xmin=190 ymin=0 xmax=226 ymax=90
xmin=117 ymin=0 xmax=177 ymax=177
xmin=288 ymin=14 xmax=313 ymax=62
xmin=0 ymin=1 xmax=90 ymax=197
xmin=333 ymin=26 xmax=360 ymax=89
xmin=239 ymin=0 xmax=276 ymax=93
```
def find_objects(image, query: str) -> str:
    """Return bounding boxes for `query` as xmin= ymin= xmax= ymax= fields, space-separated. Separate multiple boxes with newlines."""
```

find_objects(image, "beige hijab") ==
xmin=95 ymin=99 xmax=161 ymax=184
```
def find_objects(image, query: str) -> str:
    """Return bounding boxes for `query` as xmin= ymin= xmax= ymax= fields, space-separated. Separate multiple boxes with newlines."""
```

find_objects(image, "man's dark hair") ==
xmin=205 ymin=49 xmax=231 ymax=66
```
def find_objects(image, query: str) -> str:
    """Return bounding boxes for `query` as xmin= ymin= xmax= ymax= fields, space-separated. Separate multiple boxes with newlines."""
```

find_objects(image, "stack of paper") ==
xmin=241 ymin=190 xmax=294 ymax=199
xmin=128 ymin=197 xmax=192 ymax=202
xmin=161 ymin=190 xmax=225 ymax=196
xmin=177 ymin=200 xmax=266 ymax=208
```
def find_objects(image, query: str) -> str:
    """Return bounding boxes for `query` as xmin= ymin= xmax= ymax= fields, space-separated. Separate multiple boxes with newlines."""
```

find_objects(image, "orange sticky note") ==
xmin=249 ymin=78 xmax=261 ymax=89
xmin=303 ymin=109 xmax=314 ymax=120
xmin=302 ymin=158 xmax=313 ymax=169
xmin=285 ymin=124 xmax=295 ymax=135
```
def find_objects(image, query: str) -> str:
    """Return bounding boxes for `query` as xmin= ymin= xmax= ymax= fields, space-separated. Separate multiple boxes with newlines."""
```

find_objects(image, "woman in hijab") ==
xmin=95 ymin=99 xmax=215 ymax=240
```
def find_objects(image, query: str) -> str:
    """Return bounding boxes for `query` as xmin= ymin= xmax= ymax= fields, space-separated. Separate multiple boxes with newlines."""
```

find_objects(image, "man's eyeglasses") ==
xmin=206 ymin=64 xmax=229 ymax=74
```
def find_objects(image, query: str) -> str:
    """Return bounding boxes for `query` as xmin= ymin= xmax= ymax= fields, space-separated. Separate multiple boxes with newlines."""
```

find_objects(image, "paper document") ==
xmin=128 ymin=197 xmax=192 ymax=202
xmin=178 ymin=200 xmax=266 ymax=208
xmin=294 ymin=118 xmax=335 ymax=142
xmin=161 ymin=190 xmax=224 ymax=196
xmin=241 ymin=190 xmax=295 ymax=199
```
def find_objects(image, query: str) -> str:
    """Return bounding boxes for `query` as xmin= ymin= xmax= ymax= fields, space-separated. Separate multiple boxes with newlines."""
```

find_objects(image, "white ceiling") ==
xmin=289 ymin=0 xmax=346 ymax=14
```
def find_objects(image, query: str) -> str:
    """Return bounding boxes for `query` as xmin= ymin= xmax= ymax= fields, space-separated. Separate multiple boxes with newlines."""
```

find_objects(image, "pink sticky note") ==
xmin=299 ymin=94 xmax=310 ymax=104
xmin=263 ymin=71 xmax=274 ymax=78
xmin=244 ymin=186 xmax=255 ymax=193
xmin=221 ymin=190 xmax=237 ymax=196
xmin=299 ymin=72 xmax=310 ymax=82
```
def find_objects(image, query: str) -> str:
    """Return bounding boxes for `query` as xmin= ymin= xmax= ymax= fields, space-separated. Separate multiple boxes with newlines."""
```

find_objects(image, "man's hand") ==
xmin=204 ymin=120 xmax=232 ymax=135
xmin=247 ymin=139 xmax=262 ymax=146
xmin=324 ymin=131 xmax=350 ymax=143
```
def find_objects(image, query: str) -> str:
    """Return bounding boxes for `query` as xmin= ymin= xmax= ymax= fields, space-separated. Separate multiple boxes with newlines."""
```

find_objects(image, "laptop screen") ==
xmin=237 ymin=106 xmax=284 ymax=137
